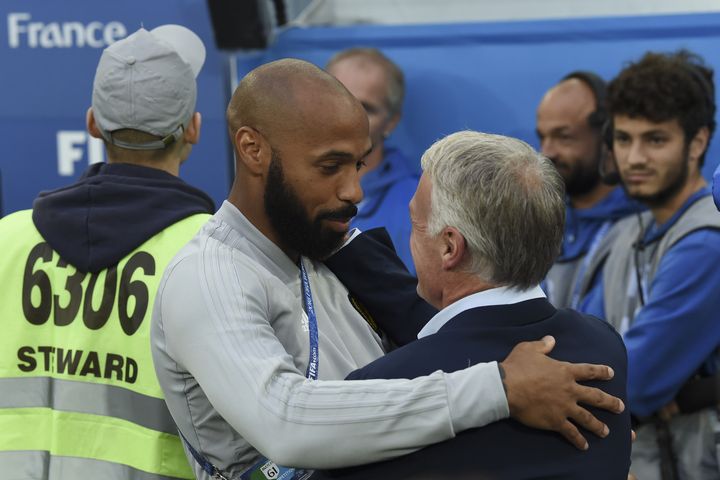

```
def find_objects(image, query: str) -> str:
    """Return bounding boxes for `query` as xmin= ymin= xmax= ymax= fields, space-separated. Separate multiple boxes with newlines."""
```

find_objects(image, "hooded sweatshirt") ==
xmin=544 ymin=187 xmax=639 ymax=308
xmin=32 ymin=162 xmax=215 ymax=273
xmin=352 ymin=147 xmax=419 ymax=275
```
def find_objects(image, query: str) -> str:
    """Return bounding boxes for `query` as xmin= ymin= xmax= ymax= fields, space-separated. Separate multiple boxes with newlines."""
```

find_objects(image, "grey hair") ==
xmin=326 ymin=47 xmax=405 ymax=115
xmin=421 ymin=131 xmax=565 ymax=289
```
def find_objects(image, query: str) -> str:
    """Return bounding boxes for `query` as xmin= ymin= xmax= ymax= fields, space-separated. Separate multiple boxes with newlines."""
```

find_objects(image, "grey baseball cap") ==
xmin=92 ymin=25 xmax=206 ymax=150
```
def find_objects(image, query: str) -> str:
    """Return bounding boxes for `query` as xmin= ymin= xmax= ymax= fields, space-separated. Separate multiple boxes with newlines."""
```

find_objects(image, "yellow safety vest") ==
xmin=0 ymin=209 xmax=210 ymax=479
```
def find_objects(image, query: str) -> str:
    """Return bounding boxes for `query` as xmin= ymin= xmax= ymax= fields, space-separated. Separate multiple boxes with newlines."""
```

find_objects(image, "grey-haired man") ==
xmin=0 ymin=25 xmax=214 ymax=479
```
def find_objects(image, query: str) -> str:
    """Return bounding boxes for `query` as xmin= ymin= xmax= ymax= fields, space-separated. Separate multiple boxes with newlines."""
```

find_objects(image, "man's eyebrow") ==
xmin=536 ymin=126 xmax=571 ymax=137
xmin=641 ymin=129 xmax=668 ymax=137
xmin=316 ymin=147 xmax=373 ymax=162
xmin=550 ymin=126 xmax=572 ymax=134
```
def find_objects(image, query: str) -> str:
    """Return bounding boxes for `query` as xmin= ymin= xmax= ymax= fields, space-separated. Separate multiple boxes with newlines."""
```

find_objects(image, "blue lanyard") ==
xmin=569 ymin=220 xmax=612 ymax=309
xmin=183 ymin=260 xmax=320 ymax=480
xmin=299 ymin=258 xmax=320 ymax=380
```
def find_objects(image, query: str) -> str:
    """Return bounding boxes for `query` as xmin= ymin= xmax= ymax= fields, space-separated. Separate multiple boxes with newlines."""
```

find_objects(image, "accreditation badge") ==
xmin=240 ymin=457 xmax=313 ymax=480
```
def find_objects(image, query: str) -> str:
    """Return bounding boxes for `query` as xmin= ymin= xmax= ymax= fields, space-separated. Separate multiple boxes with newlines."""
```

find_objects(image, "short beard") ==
xmin=562 ymin=144 xmax=603 ymax=197
xmin=264 ymin=151 xmax=357 ymax=260
xmin=627 ymin=152 xmax=689 ymax=208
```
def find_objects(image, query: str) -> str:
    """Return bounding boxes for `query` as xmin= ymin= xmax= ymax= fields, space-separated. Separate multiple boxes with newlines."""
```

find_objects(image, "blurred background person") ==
xmin=327 ymin=47 xmax=419 ymax=273
xmin=536 ymin=71 xmax=636 ymax=309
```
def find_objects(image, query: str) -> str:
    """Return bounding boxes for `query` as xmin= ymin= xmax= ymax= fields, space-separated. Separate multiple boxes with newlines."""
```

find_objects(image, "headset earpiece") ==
xmin=562 ymin=71 xmax=619 ymax=185
xmin=562 ymin=71 xmax=608 ymax=130
xmin=599 ymin=118 xmax=621 ymax=185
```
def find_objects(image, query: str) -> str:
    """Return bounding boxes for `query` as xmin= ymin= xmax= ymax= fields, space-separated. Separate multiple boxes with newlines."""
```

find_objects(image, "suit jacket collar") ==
xmin=435 ymin=298 xmax=558 ymax=333
xmin=418 ymin=285 xmax=547 ymax=338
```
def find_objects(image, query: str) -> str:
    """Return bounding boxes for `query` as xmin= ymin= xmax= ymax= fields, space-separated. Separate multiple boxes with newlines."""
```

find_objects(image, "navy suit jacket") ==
xmin=322 ymin=230 xmax=632 ymax=479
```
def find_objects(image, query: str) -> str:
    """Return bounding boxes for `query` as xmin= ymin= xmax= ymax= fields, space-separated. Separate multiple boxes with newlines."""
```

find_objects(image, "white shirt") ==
xmin=418 ymin=285 xmax=547 ymax=338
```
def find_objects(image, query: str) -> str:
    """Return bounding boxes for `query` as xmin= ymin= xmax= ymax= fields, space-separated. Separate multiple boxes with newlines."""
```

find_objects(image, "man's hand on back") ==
xmin=499 ymin=336 xmax=625 ymax=450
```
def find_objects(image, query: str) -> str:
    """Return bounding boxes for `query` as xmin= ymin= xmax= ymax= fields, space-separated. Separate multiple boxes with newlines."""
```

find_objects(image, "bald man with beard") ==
xmin=536 ymin=73 xmax=637 ymax=309
xmin=151 ymin=59 xmax=623 ymax=480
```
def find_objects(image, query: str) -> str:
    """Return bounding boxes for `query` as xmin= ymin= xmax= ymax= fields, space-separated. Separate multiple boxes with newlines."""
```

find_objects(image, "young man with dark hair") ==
xmin=583 ymin=50 xmax=720 ymax=479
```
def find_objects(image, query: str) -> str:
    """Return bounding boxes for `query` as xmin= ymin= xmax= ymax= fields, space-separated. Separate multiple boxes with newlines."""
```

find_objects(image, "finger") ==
xmin=539 ymin=335 xmax=555 ymax=354
xmin=568 ymin=405 xmax=609 ymax=439
xmin=575 ymin=385 xmax=625 ymax=413
xmin=559 ymin=420 xmax=589 ymax=450
xmin=568 ymin=362 xmax=615 ymax=381
xmin=631 ymin=429 xmax=637 ymax=443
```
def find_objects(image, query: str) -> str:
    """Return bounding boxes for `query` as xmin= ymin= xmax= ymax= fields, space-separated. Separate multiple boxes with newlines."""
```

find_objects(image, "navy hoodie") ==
xmin=32 ymin=163 xmax=215 ymax=274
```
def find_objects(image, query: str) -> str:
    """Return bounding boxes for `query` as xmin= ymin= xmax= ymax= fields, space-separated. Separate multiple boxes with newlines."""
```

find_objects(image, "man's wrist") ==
xmin=498 ymin=361 xmax=508 ymax=394
xmin=446 ymin=361 xmax=510 ymax=433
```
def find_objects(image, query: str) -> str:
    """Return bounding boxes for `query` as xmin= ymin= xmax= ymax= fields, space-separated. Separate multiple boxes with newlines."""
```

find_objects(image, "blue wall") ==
xmin=1 ymin=0 xmax=231 ymax=215
xmin=4 ymin=8 xmax=720 ymax=215
xmin=235 ymin=13 xmax=720 ymax=180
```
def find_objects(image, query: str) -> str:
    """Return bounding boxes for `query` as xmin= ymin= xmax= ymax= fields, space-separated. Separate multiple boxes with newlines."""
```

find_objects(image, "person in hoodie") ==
xmin=0 ymin=25 xmax=214 ymax=479
xmin=326 ymin=48 xmax=419 ymax=273
xmin=536 ymin=71 xmax=638 ymax=309
xmin=582 ymin=50 xmax=720 ymax=479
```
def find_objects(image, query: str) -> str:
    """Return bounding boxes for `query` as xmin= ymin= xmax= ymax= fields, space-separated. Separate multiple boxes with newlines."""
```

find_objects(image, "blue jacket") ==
xmin=543 ymin=188 xmax=638 ymax=309
xmin=351 ymin=147 xmax=419 ymax=274
xmin=560 ymin=187 xmax=638 ymax=262
xmin=583 ymin=189 xmax=720 ymax=417
xmin=32 ymin=162 xmax=215 ymax=273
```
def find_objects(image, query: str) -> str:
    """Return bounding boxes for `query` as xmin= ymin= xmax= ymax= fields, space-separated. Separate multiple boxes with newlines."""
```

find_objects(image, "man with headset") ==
xmin=536 ymin=71 xmax=636 ymax=309
xmin=582 ymin=50 xmax=720 ymax=479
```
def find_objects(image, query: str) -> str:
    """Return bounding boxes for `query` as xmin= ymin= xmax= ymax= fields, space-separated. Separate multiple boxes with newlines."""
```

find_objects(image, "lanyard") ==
xmin=238 ymin=260 xmax=319 ymax=479
xmin=299 ymin=258 xmax=319 ymax=380
xmin=184 ymin=260 xmax=320 ymax=480
xmin=569 ymin=220 xmax=612 ymax=310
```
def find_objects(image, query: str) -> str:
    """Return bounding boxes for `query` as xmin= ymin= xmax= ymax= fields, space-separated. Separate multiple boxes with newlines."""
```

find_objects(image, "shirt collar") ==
xmin=417 ymin=285 xmax=546 ymax=339
xmin=215 ymin=200 xmax=300 ymax=280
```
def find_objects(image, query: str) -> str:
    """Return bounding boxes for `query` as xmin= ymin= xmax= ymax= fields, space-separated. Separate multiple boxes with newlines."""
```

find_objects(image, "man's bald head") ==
xmin=226 ymin=58 xmax=365 ymax=145
xmin=536 ymin=76 xmax=606 ymax=197
xmin=539 ymin=78 xmax=599 ymax=127
xmin=226 ymin=58 xmax=372 ymax=261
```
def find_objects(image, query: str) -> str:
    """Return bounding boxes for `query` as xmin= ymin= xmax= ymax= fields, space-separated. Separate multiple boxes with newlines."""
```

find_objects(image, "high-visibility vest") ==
xmin=0 ymin=209 xmax=210 ymax=479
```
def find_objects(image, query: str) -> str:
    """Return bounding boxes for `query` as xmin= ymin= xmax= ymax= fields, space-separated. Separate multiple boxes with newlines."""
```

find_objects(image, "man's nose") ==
xmin=338 ymin=169 xmax=364 ymax=205
xmin=625 ymin=142 xmax=647 ymax=167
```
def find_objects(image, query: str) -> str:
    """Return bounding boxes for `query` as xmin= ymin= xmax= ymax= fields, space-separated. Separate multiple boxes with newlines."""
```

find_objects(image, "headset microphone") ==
xmin=599 ymin=159 xmax=621 ymax=186
xmin=562 ymin=71 xmax=621 ymax=186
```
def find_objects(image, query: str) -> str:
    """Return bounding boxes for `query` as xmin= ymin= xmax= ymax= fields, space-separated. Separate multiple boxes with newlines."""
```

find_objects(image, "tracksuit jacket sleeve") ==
xmin=153 ymin=251 xmax=508 ymax=470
